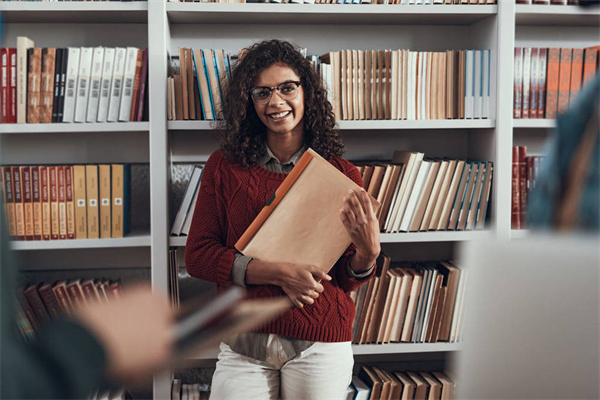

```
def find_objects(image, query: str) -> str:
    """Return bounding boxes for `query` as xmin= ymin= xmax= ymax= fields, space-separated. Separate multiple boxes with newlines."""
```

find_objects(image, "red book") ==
xmin=37 ymin=282 xmax=62 ymax=319
xmin=136 ymin=48 xmax=148 ymax=122
xmin=511 ymin=146 xmax=520 ymax=229
xmin=23 ymin=284 xmax=50 ymax=325
xmin=537 ymin=48 xmax=548 ymax=119
xmin=529 ymin=48 xmax=539 ymax=119
xmin=2 ymin=166 xmax=16 ymax=238
xmin=582 ymin=46 xmax=598 ymax=87
xmin=569 ymin=48 xmax=584 ymax=105
xmin=31 ymin=166 xmax=42 ymax=241
xmin=49 ymin=166 xmax=59 ymax=240
xmin=129 ymin=49 xmax=143 ymax=122
xmin=40 ymin=166 xmax=51 ymax=241
xmin=557 ymin=48 xmax=572 ymax=115
xmin=1 ymin=48 xmax=9 ymax=123
xmin=52 ymin=281 xmax=73 ymax=314
xmin=65 ymin=280 xmax=87 ymax=308
xmin=64 ymin=166 xmax=75 ymax=239
xmin=518 ymin=146 xmax=528 ymax=229
xmin=57 ymin=166 xmax=67 ymax=240
xmin=545 ymin=48 xmax=561 ymax=119
xmin=8 ymin=48 xmax=17 ymax=123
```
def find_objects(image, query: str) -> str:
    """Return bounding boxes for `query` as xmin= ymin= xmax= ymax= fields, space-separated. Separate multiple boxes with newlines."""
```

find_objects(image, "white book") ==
xmin=180 ymin=183 xmax=200 ymax=237
xmin=419 ymin=267 xmax=439 ymax=342
xmin=407 ymin=51 xmax=416 ymax=120
xmin=412 ymin=266 xmax=432 ymax=342
xmin=96 ymin=47 xmax=115 ymax=123
xmin=482 ymin=49 xmax=490 ymax=119
xmin=383 ymin=166 xmax=405 ymax=232
xmin=171 ymin=165 xmax=203 ymax=236
xmin=118 ymin=47 xmax=140 ymax=122
xmin=16 ymin=36 xmax=35 ymax=124
xmin=450 ymin=268 xmax=467 ymax=343
xmin=74 ymin=47 xmax=93 ymax=123
xmin=465 ymin=49 xmax=474 ymax=119
xmin=390 ymin=152 xmax=424 ymax=233
xmin=351 ymin=376 xmax=371 ymax=400
xmin=473 ymin=49 xmax=482 ymax=119
xmin=107 ymin=47 xmax=127 ymax=122
xmin=420 ymin=52 xmax=427 ymax=120
xmin=62 ymin=47 xmax=81 ymax=123
xmin=399 ymin=160 xmax=431 ymax=232
xmin=86 ymin=47 xmax=105 ymax=123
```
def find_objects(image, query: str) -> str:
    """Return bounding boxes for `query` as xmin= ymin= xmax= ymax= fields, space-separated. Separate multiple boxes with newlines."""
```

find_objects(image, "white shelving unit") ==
xmin=1 ymin=1 xmax=596 ymax=398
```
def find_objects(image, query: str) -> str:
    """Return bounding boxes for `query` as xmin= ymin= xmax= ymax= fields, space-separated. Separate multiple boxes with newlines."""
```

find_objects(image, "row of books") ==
xmin=511 ymin=146 xmax=544 ymax=230
xmin=167 ymin=48 xmax=233 ymax=121
xmin=319 ymin=49 xmax=491 ymax=121
xmin=352 ymin=256 xmax=465 ymax=344
xmin=358 ymin=151 xmax=493 ymax=233
xmin=517 ymin=0 xmax=582 ymax=4
xmin=1 ymin=164 xmax=131 ymax=241
xmin=16 ymin=278 xmax=123 ymax=340
xmin=169 ymin=248 xmax=182 ymax=310
xmin=171 ymin=380 xmax=210 ymax=400
xmin=0 ymin=37 xmax=148 ymax=124
xmin=170 ymin=164 xmax=204 ymax=236
xmin=169 ymin=0 xmax=495 ymax=3
xmin=513 ymin=46 xmax=599 ymax=119
xmin=353 ymin=365 xmax=455 ymax=400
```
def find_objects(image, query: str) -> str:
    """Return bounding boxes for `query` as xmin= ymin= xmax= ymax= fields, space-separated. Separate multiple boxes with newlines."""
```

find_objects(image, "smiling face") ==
xmin=252 ymin=62 xmax=305 ymax=139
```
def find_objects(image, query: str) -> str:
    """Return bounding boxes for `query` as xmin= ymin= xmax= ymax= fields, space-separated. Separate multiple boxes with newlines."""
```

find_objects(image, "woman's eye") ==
xmin=256 ymin=90 xmax=270 ymax=98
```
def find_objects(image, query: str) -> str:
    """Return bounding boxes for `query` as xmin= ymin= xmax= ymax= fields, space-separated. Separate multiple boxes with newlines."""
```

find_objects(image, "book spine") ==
xmin=31 ymin=166 xmax=42 ymax=241
xmin=99 ymin=164 xmax=112 ymax=238
xmin=569 ymin=48 xmax=584 ymax=105
xmin=12 ymin=166 xmax=25 ymax=241
xmin=74 ymin=47 xmax=93 ymax=123
xmin=128 ymin=49 xmax=144 ymax=122
xmin=518 ymin=147 xmax=527 ymax=229
xmin=529 ymin=48 xmax=539 ymax=119
xmin=17 ymin=37 xmax=35 ymax=124
xmin=117 ymin=47 xmax=139 ymax=122
xmin=557 ymin=48 xmax=572 ymax=115
xmin=24 ymin=285 xmax=50 ymax=324
xmin=86 ymin=165 xmax=99 ymax=239
xmin=57 ymin=166 xmax=67 ymax=240
xmin=51 ymin=48 xmax=62 ymax=123
xmin=49 ymin=166 xmax=59 ymax=240
xmin=73 ymin=165 xmax=88 ymax=239
xmin=107 ymin=47 xmax=126 ymax=122
xmin=37 ymin=283 xmax=62 ymax=319
xmin=57 ymin=49 xmax=68 ymax=123
xmin=86 ymin=47 xmax=105 ymax=123
xmin=62 ymin=48 xmax=81 ymax=123
xmin=8 ymin=48 xmax=17 ymax=123
xmin=537 ymin=48 xmax=547 ymax=119
xmin=52 ymin=282 xmax=73 ymax=314
xmin=1 ymin=48 xmax=8 ymax=123
xmin=521 ymin=48 xmax=531 ymax=119
xmin=21 ymin=166 xmax=34 ymax=240
xmin=40 ymin=166 xmax=51 ymax=241
xmin=582 ymin=47 xmax=598 ymax=86
xmin=511 ymin=146 xmax=520 ymax=229
xmin=65 ymin=166 xmax=75 ymax=240
xmin=2 ymin=167 xmax=16 ymax=238
xmin=136 ymin=48 xmax=149 ymax=122
xmin=97 ymin=47 xmax=115 ymax=123
xmin=545 ymin=48 xmax=560 ymax=119
xmin=27 ymin=48 xmax=42 ymax=124
xmin=40 ymin=48 xmax=56 ymax=124
xmin=513 ymin=47 xmax=523 ymax=119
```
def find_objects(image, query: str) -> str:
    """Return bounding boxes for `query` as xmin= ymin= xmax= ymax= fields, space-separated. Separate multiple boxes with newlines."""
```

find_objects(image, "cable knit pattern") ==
xmin=185 ymin=150 xmax=375 ymax=342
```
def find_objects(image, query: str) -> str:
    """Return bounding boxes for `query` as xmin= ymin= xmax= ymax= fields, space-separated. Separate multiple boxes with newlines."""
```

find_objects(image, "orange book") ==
xmin=235 ymin=148 xmax=380 ymax=274
xmin=48 ymin=166 xmax=59 ymax=240
xmin=2 ymin=167 xmax=16 ymax=239
xmin=20 ymin=167 xmax=34 ymax=241
xmin=582 ymin=46 xmax=598 ymax=87
xmin=557 ymin=48 xmax=572 ymax=115
xmin=569 ymin=48 xmax=584 ymax=106
xmin=545 ymin=48 xmax=561 ymax=119
xmin=179 ymin=48 xmax=189 ymax=120
xmin=26 ymin=48 xmax=42 ymax=123
xmin=12 ymin=166 xmax=25 ymax=241
xmin=30 ymin=166 xmax=42 ymax=241
xmin=39 ymin=166 xmax=51 ymax=241
xmin=128 ymin=49 xmax=143 ymax=122
xmin=64 ymin=166 xmax=75 ymax=239
xmin=40 ymin=48 xmax=56 ymax=124
xmin=57 ymin=166 xmax=67 ymax=240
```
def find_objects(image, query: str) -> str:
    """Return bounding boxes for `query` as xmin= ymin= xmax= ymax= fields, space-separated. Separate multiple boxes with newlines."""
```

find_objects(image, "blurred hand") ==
xmin=277 ymin=263 xmax=331 ymax=308
xmin=340 ymin=188 xmax=381 ymax=269
xmin=73 ymin=285 xmax=174 ymax=386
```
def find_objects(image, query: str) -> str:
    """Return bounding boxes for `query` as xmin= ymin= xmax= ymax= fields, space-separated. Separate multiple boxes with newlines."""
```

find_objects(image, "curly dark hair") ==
xmin=216 ymin=39 xmax=344 ymax=167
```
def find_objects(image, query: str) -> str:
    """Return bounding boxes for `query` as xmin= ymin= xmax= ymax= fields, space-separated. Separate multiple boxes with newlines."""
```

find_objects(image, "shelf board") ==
xmin=516 ymin=4 xmax=600 ymax=26
xmin=0 ymin=2 xmax=148 ymax=24
xmin=184 ymin=342 xmax=461 ymax=361
xmin=167 ymin=3 xmax=497 ymax=25
xmin=0 ymin=122 xmax=150 ymax=134
xmin=171 ymin=231 xmax=490 ymax=247
xmin=513 ymin=119 xmax=556 ymax=129
xmin=168 ymin=119 xmax=495 ymax=131
xmin=510 ymin=229 xmax=529 ymax=239
xmin=10 ymin=233 xmax=151 ymax=250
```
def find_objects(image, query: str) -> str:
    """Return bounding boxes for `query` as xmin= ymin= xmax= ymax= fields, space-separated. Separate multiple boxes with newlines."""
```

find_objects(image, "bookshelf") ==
xmin=1 ymin=1 xmax=597 ymax=398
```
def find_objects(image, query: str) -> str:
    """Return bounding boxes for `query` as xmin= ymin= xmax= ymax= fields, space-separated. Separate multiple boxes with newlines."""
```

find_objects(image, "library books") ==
xmin=513 ymin=45 xmax=599 ymax=119
xmin=171 ymin=164 xmax=204 ymax=236
xmin=352 ymin=259 xmax=465 ymax=344
xmin=235 ymin=148 xmax=380 ymax=273
xmin=319 ymin=48 xmax=492 ymax=121
xmin=168 ymin=0 xmax=496 ymax=4
xmin=167 ymin=48 xmax=233 ymax=121
xmin=15 ymin=278 xmax=123 ymax=341
xmin=356 ymin=152 xmax=493 ymax=233
xmin=351 ymin=366 xmax=456 ymax=400
xmin=1 ymin=164 xmax=131 ymax=241
xmin=0 ymin=38 xmax=148 ymax=124
xmin=511 ymin=146 xmax=544 ymax=229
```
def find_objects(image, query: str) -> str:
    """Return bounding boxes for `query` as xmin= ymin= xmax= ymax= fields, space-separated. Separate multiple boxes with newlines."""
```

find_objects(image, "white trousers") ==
xmin=210 ymin=335 xmax=354 ymax=400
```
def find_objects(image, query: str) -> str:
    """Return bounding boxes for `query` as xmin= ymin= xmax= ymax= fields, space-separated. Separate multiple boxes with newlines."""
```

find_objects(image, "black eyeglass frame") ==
xmin=249 ymin=81 xmax=302 ymax=104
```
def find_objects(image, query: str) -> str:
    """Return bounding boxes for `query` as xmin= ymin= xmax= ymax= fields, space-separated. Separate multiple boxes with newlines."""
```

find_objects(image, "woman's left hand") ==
xmin=340 ymin=188 xmax=381 ymax=266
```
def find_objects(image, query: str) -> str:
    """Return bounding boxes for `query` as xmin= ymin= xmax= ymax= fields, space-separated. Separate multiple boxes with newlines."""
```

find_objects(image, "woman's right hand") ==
xmin=246 ymin=259 xmax=331 ymax=308
xmin=277 ymin=263 xmax=331 ymax=308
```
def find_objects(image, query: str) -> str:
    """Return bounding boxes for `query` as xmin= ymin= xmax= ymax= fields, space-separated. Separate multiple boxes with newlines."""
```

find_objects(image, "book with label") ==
xmin=107 ymin=47 xmax=127 ymax=122
xmin=39 ymin=166 xmax=50 ymax=241
xmin=118 ymin=47 xmax=140 ymax=122
xmin=85 ymin=165 xmax=99 ymax=239
xmin=97 ymin=47 xmax=115 ymax=123
xmin=111 ymin=164 xmax=130 ymax=238
xmin=99 ymin=165 xmax=112 ymax=238
xmin=62 ymin=48 xmax=81 ymax=123
xmin=74 ymin=47 xmax=93 ymax=123
xmin=86 ymin=47 xmax=105 ymax=123
xmin=72 ymin=165 xmax=87 ymax=239
xmin=16 ymin=36 xmax=35 ymax=124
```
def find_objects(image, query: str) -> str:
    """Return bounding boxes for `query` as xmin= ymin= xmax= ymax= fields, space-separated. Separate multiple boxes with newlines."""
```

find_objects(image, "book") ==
xmin=171 ymin=165 xmax=203 ymax=236
xmin=27 ymin=48 xmax=42 ymax=124
xmin=21 ymin=166 xmax=34 ymax=240
xmin=12 ymin=166 xmax=25 ymax=241
xmin=86 ymin=165 xmax=100 ymax=239
xmin=40 ymin=48 xmax=56 ymax=124
xmin=545 ymin=48 xmax=561 ymax=119
xmin=235 ymin=148 xmax=380 ymax=273
xmin=74 ymin=47 xmax=93 ymax=123
xmin=97 ymin=47 xmax=115 ymax=123
xmin=62 ymin=47 xmax=81 ymax=123
xmin=557 ymin=48 xmax=573 ymax=114
xmin=51 ymin=48 xmax=63 ymax=123
xmin=2 ymin=167 xmax=16 ymax=238
xmin=86 ymin=47 xmax=105 ymax=123
xmin=129 ymin=48 xmax=144 ymax=122
xmin=99 ymin=164 xmax=112 ymax=238
xmin=111 ymin=164 xmax=131 ymax=238
xmin=72 ymin=165 xmax=88 ymax=239
xmin=16 ymin=36 xmax=35 ymax=124
xmin=118 ymin=47 xmax=140 ymax=121
xmin=65 ymin=166 xmax=75 ymax=240
xmin=107 ymin=47 xmax=127 ymax=122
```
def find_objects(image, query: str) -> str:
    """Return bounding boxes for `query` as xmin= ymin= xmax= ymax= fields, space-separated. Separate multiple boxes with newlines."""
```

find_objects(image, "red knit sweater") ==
xmin=185 ymin=149 xmax=375 ymax=342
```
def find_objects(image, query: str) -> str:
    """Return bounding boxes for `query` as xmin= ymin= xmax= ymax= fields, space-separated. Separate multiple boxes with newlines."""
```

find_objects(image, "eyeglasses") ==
xmin=249 ymin=81 xmax=301 ymax=104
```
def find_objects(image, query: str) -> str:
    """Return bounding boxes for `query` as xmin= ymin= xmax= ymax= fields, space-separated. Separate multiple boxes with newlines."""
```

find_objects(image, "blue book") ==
xmin=191 ymin=50 xmax=207 ymax=120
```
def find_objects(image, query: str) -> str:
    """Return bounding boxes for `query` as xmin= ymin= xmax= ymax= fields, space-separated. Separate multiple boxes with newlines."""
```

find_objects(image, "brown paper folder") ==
xmin=235 ymin=148 xmax=380 ymax=273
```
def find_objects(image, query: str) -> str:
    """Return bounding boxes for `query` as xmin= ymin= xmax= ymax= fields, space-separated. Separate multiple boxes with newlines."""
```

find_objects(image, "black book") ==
xmin=57 ymin=48 xmax=68 ymax=122
xmin=51 ymin=48 xmax=63 ymax=123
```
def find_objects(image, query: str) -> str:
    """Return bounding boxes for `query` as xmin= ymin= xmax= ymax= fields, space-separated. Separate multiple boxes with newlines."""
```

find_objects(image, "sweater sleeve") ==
xmin=332 ymin=159 xmax=377 ymax=293
xmin=185 ymin=151 xmax=237 ymax=287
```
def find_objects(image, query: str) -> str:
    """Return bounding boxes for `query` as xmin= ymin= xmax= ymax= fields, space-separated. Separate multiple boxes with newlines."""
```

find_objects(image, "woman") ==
xmin=185 ymin=39 xmax=380 ymax=399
